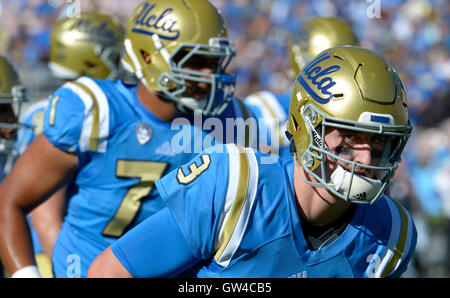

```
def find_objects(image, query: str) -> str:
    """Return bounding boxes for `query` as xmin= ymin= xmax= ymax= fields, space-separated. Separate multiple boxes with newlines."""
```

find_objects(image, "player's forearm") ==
xmin=0 ymin=204 xmax=37 ymax=276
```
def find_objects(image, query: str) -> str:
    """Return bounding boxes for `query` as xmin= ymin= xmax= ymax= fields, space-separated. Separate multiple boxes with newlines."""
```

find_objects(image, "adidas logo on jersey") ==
xmin=155 ymin=141 xmax=176 ymax=157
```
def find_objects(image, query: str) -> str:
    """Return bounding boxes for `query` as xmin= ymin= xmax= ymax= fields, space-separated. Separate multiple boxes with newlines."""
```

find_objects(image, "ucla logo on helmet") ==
xmin=73 ymin=19 xmax=120 ymax=46
xmin=296 ymin=27 xmax=311 ymax=49
xmin=297 ymin=52 xmax=340 ymax=104
xmin=132 ymin=2 xmax=180 ymax=40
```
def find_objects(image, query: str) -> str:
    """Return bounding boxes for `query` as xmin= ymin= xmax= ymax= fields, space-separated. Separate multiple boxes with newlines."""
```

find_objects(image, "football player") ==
xmin=0 ymin=56 xmax=31 ymax=178
xmin=17 ymin=12 xmax=125 ymax=278
xmin=0 ymin=0 xmax=257 ymax=278
xmin=88 ymin=46 xmax=417 ymax=278
xmin=245 ymin=17 xmax=360 ymax=158
xmin=0 ymin=55 xmax=33 ymax=277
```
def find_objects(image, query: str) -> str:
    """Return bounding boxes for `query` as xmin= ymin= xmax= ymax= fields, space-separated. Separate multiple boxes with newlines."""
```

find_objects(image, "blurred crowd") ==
xmin=0 ymin=0 xmax=449 ymax=277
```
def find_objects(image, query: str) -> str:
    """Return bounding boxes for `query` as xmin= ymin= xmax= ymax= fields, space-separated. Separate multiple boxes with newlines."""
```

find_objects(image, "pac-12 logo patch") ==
xmin=136 ymin=123 xmax=153 ymax=145
xmin=297 ymin=52 xmax=340 ymax=104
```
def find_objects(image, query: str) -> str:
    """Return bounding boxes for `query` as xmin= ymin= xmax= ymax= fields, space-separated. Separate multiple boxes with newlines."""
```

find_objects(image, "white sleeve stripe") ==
xmin=254 ymin=91 xmax=287 ymax=121
xmin=374 ymin=198 xmax=412 ymax=278
xmin=382 ymin=199 xmax=411 ymax=277
xmin=214 ymin=144 xmax=240 ymax=247
xmin=256 ymin=91 xmax=290 ymax=145
xmin=246 ymin=92 xmax=289 ymax=146
xmin=77 ymin=77 xmax=110 ymax=152
xmin=246 ymin=94 xmax=275 ymax=126
xmin=63 ymin=82 xmax=95 ymax=153
xmin=373 ymin=198 xmax=401 ymax=278
xmin=214 ymin=145 xmax=259 ymax=268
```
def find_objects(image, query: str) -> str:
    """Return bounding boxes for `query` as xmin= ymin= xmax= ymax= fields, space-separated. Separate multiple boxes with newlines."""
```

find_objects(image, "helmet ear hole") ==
xmin=140 ymin=50 xmax=151 ymax=65
xmin=84 ymin=61 xmax=96 ymax=69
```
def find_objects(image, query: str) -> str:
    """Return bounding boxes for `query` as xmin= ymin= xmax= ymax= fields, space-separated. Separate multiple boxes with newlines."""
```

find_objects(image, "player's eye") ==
xmin=334 ymin=145 xmax=355 ymax=158
xmin=342 ymin=134 xmax=358 ymax=145
xmin=369 ymin=135 xmax=386 ymax=146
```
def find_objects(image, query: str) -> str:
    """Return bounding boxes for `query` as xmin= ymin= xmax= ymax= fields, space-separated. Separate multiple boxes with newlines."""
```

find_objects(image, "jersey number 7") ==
xmin=102 ymin=160 xmax=168 ymax=237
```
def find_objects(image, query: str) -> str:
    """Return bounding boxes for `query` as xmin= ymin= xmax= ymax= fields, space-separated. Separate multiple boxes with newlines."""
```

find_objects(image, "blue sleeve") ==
xmin=155 ymin=144 xmax=230 ymax=259
xmin=110 ymin=207 xmax=199 ymax=277
xmin=16 ymin=100 xmax=48 ymax=154
xmin=43 ymin=86 xmax=86 ymax=153
xmin=276 ymin=93 xmax=291 ymax=115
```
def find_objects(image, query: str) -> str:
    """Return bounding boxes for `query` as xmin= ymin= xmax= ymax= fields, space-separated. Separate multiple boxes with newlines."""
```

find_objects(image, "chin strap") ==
xmin=330 ymin=164 xmax=383 ymax=203
xmin=178 ymin=97 xmax=207 ymax=113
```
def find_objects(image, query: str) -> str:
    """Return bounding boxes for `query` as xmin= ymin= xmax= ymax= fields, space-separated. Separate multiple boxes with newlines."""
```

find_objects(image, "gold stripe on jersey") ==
xmin=49 ymin=95 xmax=61 ymax=126
xmin=381 ymin=199 xmax=409 ymax=277
xmin=214 ymin=145 xmax=250 ymax=263
xmin=71 ymin=81 xmax=100 ymax=151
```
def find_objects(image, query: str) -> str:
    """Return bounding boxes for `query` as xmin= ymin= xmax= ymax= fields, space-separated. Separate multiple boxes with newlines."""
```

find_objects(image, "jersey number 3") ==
xmin=102 ymin=160 xmax=168 ymax=237
xmin=177 ymin=154 xmax=211 ymax=185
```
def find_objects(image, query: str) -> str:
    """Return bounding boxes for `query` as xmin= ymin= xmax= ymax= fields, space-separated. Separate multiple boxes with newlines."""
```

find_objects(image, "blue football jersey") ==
xmin=19 ymin=99 xmax=49 ymax=153
xmin=244 ymin=91 xmax=291 ymax=158
xmin=112 ymin=143 xmax=417 ymax=277
xmin=44 ymin=76 xmax=258 ymax=277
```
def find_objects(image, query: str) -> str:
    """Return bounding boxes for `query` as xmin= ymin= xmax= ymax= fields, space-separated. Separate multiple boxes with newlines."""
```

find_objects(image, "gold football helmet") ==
xmin=49 ymin=12 xmax=125 ymax=80
xmin=288 ymin=17 xmax=360 ymax=79
xmin=0 ymin=56 xmax=31 ymax=169
xmin=121 ymin=0 xmax=236 ymax=116
xmin=286 ymin=46 xmax=412 ymax=204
